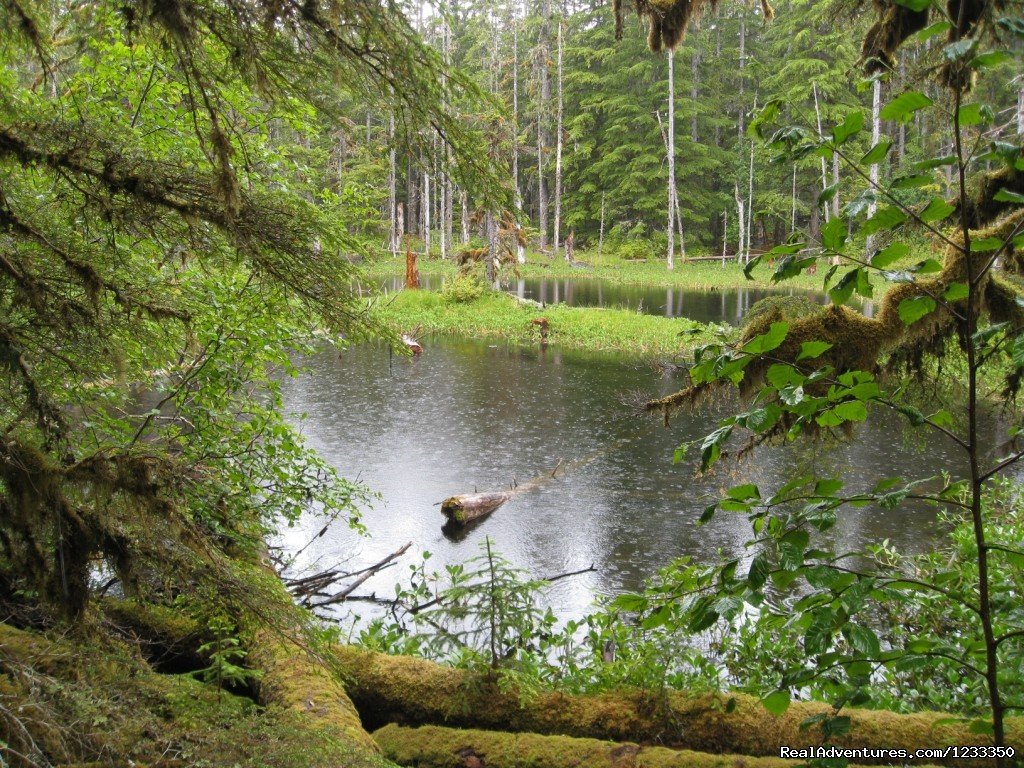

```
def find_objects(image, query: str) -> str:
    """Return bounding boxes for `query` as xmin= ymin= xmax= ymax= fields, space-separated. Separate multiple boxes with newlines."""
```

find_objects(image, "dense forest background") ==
xmin=319 ymin=0 xmax=1024 ymax=261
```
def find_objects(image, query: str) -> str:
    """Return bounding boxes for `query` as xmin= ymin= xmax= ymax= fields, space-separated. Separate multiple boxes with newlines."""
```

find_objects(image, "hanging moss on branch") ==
xmin=613 ymin=0 xmax=775 ymax=52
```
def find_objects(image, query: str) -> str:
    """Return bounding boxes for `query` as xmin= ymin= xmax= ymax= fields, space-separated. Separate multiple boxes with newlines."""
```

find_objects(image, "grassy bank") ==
xmin=372 ymin=288 xmax=718 ymax=356
xmin=361 ymin=251 xmax=829 ymax=291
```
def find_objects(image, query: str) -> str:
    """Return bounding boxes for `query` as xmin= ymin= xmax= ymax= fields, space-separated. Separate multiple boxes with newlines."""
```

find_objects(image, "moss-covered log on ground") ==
xmin=334 ymin=647 xmax=1024 ymax=764
xmin=374 ymin=724 xmax=829 ymax=768
xmin=0 ymin=621 xmax=394 ymax=768
xmin=235 ymin=564 xmax=383 ymax=756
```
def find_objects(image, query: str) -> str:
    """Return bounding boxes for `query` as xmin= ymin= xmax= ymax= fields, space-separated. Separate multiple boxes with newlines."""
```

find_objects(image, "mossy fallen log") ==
xmin=373 ymin=724 xmax=807 ymax=768
xmin=236 ymin=565 xmax=382 ymax=756
xmin=334 ymin=646 xmax=1023 ymax=765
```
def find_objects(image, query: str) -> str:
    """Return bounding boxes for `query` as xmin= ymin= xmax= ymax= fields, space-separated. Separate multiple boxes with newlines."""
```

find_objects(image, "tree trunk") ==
xmin=423 ymin=165 xmax=431 ymax=256
xmin=407 ymin=154 xmax=418 ymax=236
xmin=735 ymin=183 xmax=746 ymax=263
xmin=666 ymin=48 xmax=677 ymax=271
xmin=738 ymin=13 xmax=746 ymax=140
xmin=388 ymin=113 xmax=399 ymax=256
xmin=461 ymin=189 xmax=470 ymax=245
xmin=512 ymin=1 xmax=526 ymax=264
xmin=486 ymin=209 xmax=498 ymax=286
xmin=690 ymin=46 xmax=700 ymax=143
xmin=812 ymin=82 xmax=829 ymax=223
xmin=831 ymin=151 xmax=840 ymax=220
xmin=536 ymin=0 xmax=551 ymax=251
xmin=866 ymin=77 xmax=881 ymax=255
xmin=747 ymin=112 xmax=755 ymax=254
xmin=598 ymin=191 xmax=606 ymax=258
xmin=554 ymin=15 xmax=565 ymax=259
xmin=791 ymin=163 xmax=797 ymax=233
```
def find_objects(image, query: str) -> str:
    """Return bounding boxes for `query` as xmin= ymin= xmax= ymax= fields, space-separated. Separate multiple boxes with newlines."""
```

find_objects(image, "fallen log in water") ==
xmin=440 ymin=491 xmax=513 ymax=525
xmin=332 ymin=646 xmax=1023 ymax=765
xmin=372 ymin=724 xmax=815 ymax=768
xmin=440 ymin=461 xmax=565 ymax=528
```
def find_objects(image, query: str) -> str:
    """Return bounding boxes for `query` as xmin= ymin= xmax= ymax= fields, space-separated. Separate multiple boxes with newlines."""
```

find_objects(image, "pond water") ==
xmin=364 ymin=274 xmax=854 ymax=325
xmin=277 ymin=336 xmax=1006 ymax=620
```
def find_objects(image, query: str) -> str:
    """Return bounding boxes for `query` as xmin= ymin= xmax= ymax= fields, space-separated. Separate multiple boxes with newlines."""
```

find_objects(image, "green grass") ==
xmin=361 ymin=238 xmax=939 ymax=294
xmin=372 ymin=288 xmax=719 ymax=357
xmin=361 ymin=251 xmax=828 ymax=291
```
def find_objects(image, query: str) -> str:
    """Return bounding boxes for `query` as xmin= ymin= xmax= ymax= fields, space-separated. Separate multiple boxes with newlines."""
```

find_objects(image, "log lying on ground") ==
xmin=373 ymin=724 xmax=815 ymax=768
xmin=333 ymin=646 xmax=1023 ymax=765
xmin=234 ymin=565 xmax=384 ymax=758
xmin=440 ymin=491 xmax=513 ymax=525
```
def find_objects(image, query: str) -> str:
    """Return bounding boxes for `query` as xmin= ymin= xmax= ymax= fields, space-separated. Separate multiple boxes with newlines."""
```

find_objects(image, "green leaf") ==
xmin=957 ymin=103 xmax=994 ymax=126
xmin=766 ymin=364 xmax=804 ymax=389
xmin=821 ymin=217 xmax=847 ymax=251
xmin=871 ymin=242 xmax=909 ymax=268
xmin=971 ymin=50 xmax=1012 ymax=68
xmin=727 ymin=483 xmax=760 ymax=501
xmin=861 ymin=140 xmax=892 ymax=165
xmin=798 ymin=341 xmax=833 ymax=361
xmin=943 ymin=282 xmax=969 ymax=301
xmin=944 ymin=38 xmax=977 ymax=61
xmin=879 ymin=91 xmax=933 ymax=124
xmin=844 ymin=624 xmax=881 ymax=656
xmin=761 ymin=690 xmax=791 ymax=716
xmin=818 ymin=182 xmax=839 ymax=204
xmin=861 ymin=206 xmax=908 ymax=235
xmin=828 ymin=268 xmax=859 ymax=305
xmin=914 ymin=20 xmax=952 ymax=41
xmin=891 ymin=173 xmax=934 ymax=189
xmin=894 ymin=0 xmax=931 ymax=10
xmin=899 ymin=295 xmax=937 ymax=325
xmin=747 ymin=552 xmax=771 ymax=588
xmin=914 ymin=155 xmax=956 ymax=171
xmin=835 ymin=400 xmax=868 ymax=421
xmin=832 ymin=110 xmax=864 ymax=145
xmin=741 ymin=322 xmax=789 ymax=354
xmin=994 ymin=188 xmax=1024 ymax=204
xmin=919 ymin=198 xmax=955 ymax=223
xmin=971 ymin=237 xmax=1004 ymax=252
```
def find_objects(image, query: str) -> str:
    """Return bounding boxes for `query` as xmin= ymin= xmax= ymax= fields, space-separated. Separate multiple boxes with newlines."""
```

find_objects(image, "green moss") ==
xmin=0 ymin=616 xmax=395 ymax=768
xmin=336 ymin=646 xmax=1023 ymax=766
xmin=373 ymin=724 xmax=944 ymax=768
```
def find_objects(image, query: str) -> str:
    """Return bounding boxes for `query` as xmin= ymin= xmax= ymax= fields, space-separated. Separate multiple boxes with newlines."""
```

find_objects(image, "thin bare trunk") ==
xmin=512 ymin=1 xmax=526 ymax=264
xmin=734 ymin=183 xmax=745 ymax=263
xmin=738 ymin=14 xmax=746 ymax=140
xmin=460 ymin=189 xmax=470 ymax=245
xmin=423 ymin=167 xmax=431 ymax=256
xmin=388 ymin=113 xmax=398 ymax=256
xmin=812 ymin=82 xmax=829 ymax=223
xmin=536 ymin=0 xmax=552 ymax=250
xmin=666 ymin=49 xmax=677 ymax=270
xmin=598 ymin=191 xmax=606 ymax=258
xmin=690 ymin=46 xmax=700 ymax=143
xmin=554 ymin=16 xmax=565 ymax=259
xmin=791 ymin=163 xmax=797 ymax=232
xmin=866 ymin=77 xmax=881 ymax=255
xmin=831 ymin=152 xmax=840 ymax=220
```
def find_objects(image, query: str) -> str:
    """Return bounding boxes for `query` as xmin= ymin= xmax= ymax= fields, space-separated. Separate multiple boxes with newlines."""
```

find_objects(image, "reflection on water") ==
xmin=365 ymin=274 xmax=832 ymax=325
xmin=277 ymin=338 xmax=1006 ymax=619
